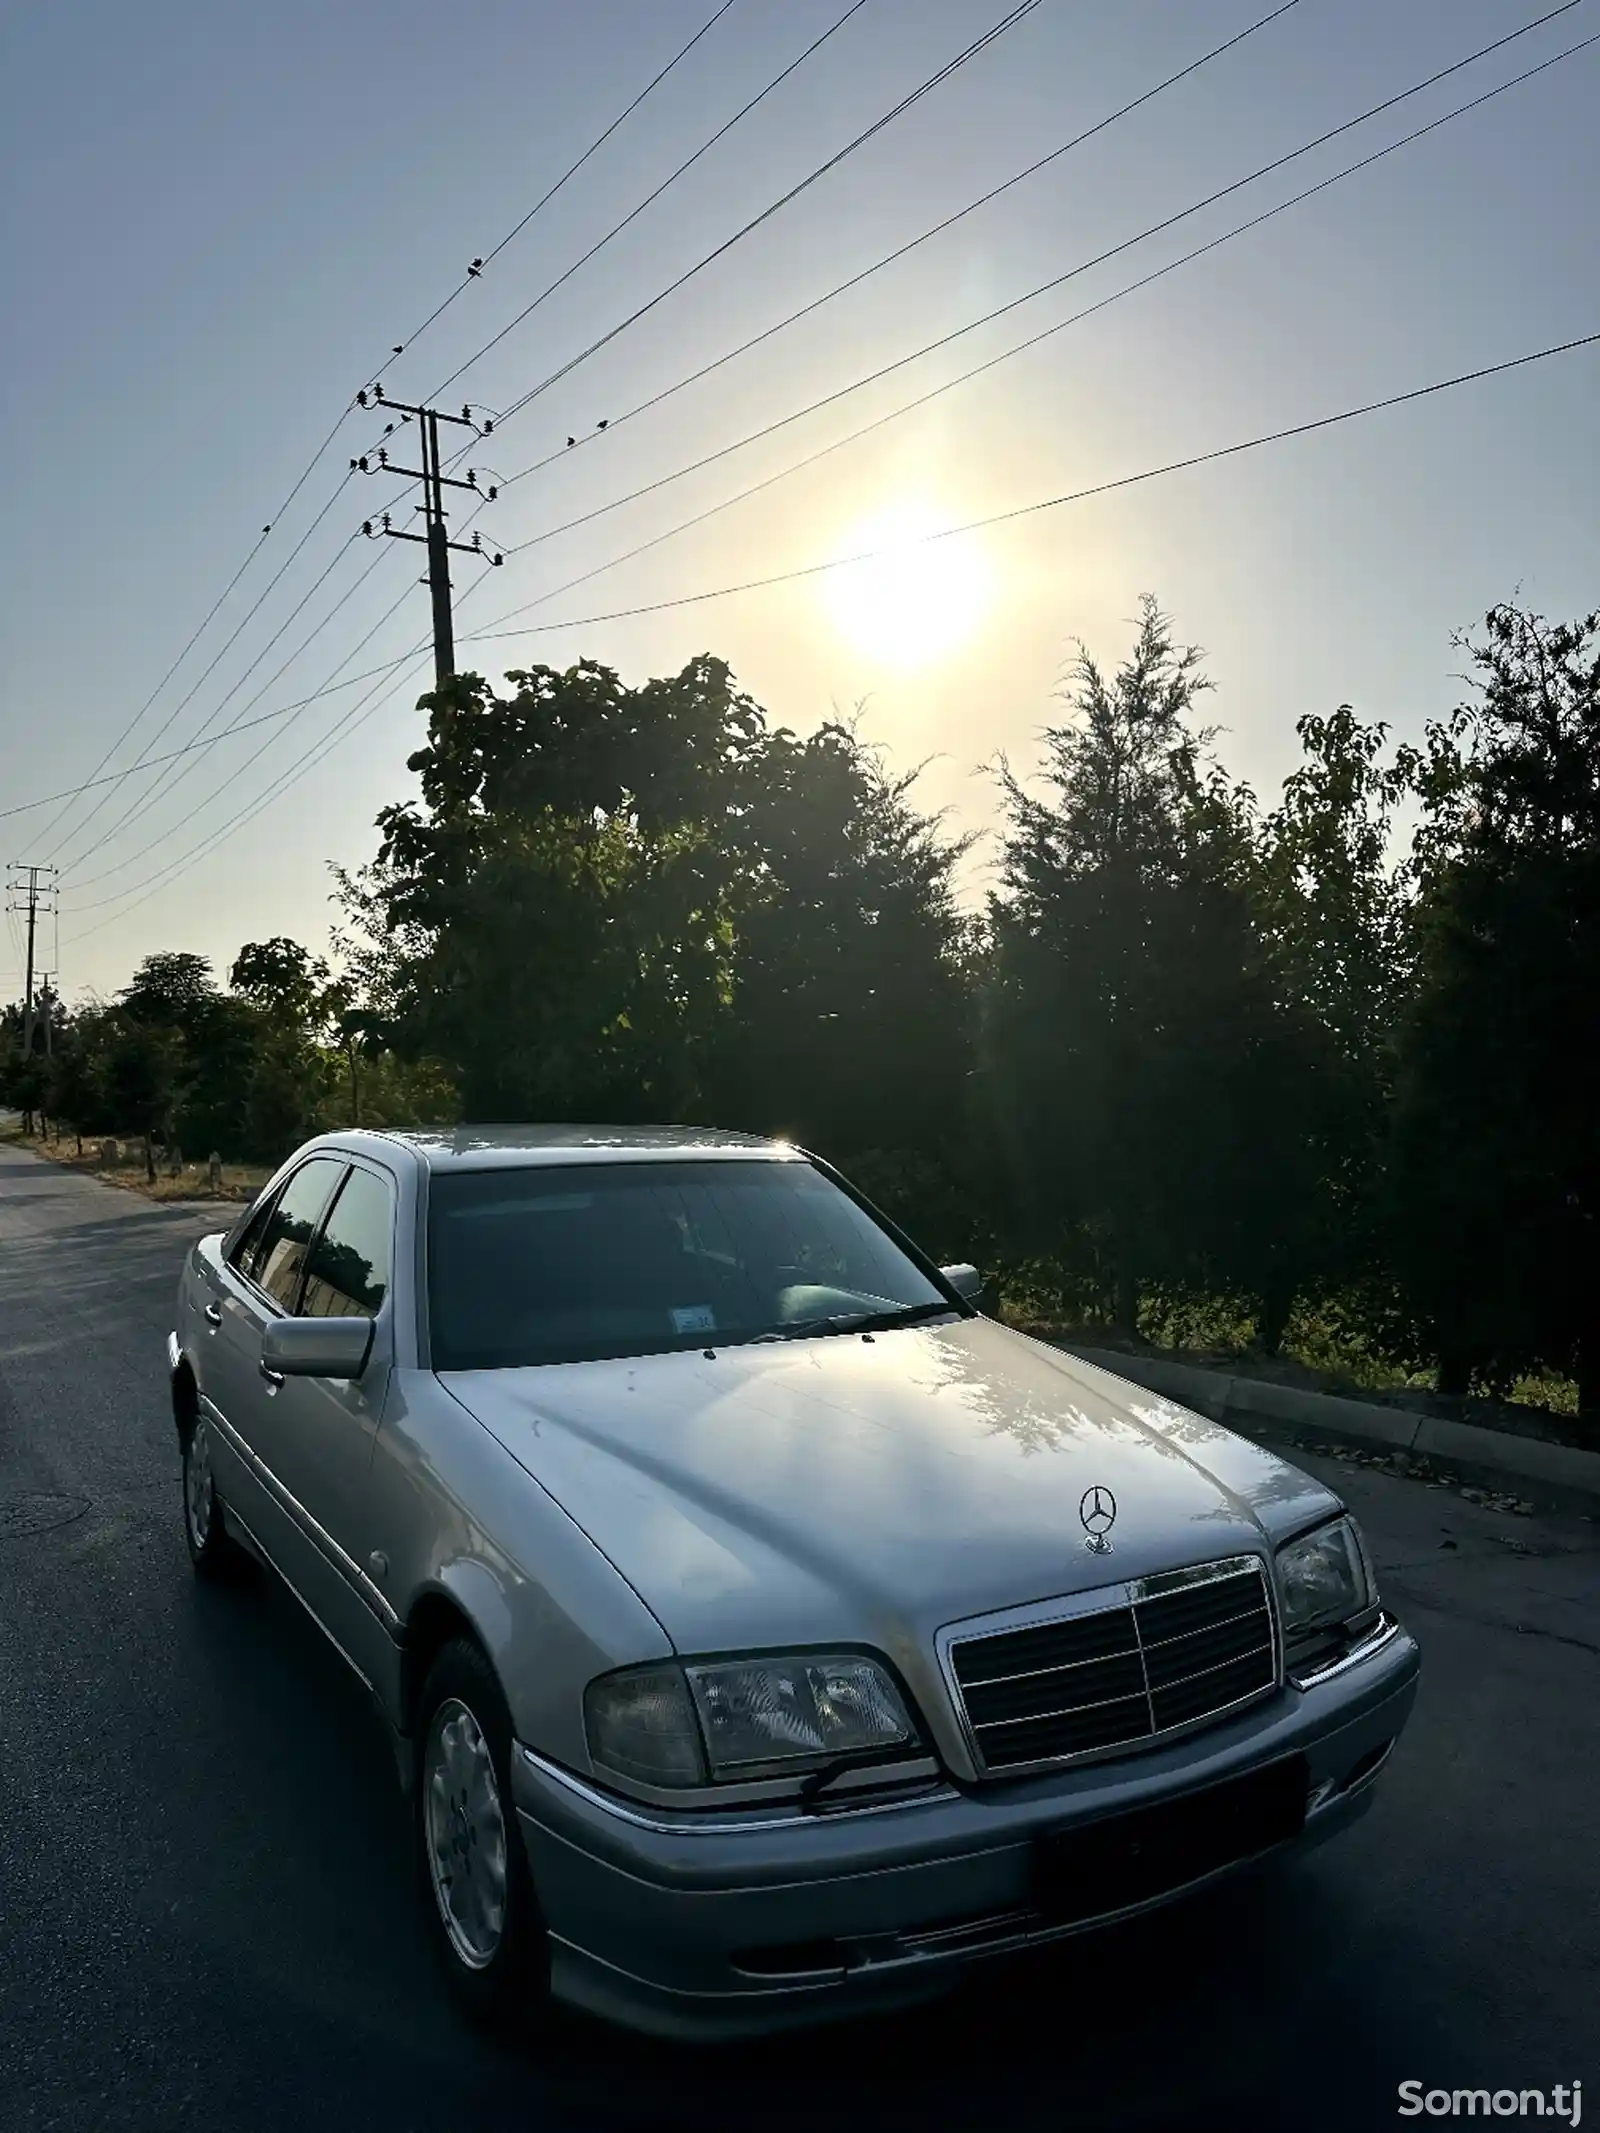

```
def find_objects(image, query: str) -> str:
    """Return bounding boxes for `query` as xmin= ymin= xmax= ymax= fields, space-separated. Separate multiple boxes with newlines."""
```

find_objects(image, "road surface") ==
xmin=1 ymin=1138 xmax=1595 ymax=2132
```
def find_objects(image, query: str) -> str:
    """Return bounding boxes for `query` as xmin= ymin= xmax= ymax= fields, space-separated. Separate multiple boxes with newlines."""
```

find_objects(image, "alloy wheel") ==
xmin=423 ymin=1697 xmax=510 ymax=1971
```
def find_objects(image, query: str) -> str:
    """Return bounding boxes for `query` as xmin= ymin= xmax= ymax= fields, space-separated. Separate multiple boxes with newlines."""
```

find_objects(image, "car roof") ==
xmin=317 ymin=1124 xmax=803 ymax=1171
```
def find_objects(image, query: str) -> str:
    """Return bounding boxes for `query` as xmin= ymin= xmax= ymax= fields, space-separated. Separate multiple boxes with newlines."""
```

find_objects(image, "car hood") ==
xmin=441 ymin=1317 xmax=1337 ymax=1660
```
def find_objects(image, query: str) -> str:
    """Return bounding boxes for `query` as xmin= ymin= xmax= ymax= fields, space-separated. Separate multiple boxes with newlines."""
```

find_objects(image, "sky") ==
xmin=2 ymin=0 xmax=1596 ymax=1003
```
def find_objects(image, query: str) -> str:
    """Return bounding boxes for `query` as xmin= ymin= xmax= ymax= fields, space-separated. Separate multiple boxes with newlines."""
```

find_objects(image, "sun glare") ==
xmin=824 ymin=502 xmax=991 ymax=669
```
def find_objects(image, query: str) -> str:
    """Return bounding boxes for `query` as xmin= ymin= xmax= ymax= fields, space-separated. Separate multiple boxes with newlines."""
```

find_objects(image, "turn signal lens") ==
xmin=584 ymin=1664 xmax=706 ymax=1788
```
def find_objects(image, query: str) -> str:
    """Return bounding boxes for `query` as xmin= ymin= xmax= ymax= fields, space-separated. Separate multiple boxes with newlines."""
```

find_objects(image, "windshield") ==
xmin=426 ymin=1158 xmax=955 ymax=1371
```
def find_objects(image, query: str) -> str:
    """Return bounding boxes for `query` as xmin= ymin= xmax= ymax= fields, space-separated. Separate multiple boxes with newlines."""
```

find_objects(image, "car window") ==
xmin=250 ymin=1158 xmax=346 ymax=1311
xmin=228 ymin=1191 xmax=281 ymax=1285
xmin=427 ymin=1159 xmax=951 ymax=1371
xmin=299 ymin=1166 xmax=394 ymax=1320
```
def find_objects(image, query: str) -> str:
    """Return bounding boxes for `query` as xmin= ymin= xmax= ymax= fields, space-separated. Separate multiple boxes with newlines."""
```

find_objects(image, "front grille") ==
xmin=948 ymin=1559 xmax=1277 ymax=1774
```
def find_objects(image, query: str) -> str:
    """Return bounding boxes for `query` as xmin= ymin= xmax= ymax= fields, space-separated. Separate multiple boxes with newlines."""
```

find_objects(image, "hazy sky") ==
xmin=3 ymin=0 xmax=1596 ymax=1002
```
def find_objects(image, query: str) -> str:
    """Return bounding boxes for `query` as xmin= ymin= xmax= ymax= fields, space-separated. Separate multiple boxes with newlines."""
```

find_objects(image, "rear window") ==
xmin=426 ymin=1159 xmax=950 ymax=1371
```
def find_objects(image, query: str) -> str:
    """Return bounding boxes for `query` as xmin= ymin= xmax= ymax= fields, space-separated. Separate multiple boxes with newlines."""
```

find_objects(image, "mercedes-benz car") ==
xmin=168 ymin=1126 xmax=1419 ymax=2040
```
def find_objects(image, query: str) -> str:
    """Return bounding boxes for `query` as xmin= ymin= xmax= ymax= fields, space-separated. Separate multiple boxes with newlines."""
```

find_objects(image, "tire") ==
xmin=181 ymin=1413 xmax=245 ymax=1579
xmin=414 ymin=1636 xmax=552 ymax=2035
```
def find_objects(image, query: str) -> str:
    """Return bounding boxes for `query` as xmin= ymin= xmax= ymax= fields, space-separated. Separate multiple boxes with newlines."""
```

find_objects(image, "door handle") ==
xmin=204 ymin=1303 xmax=223 ymax=1327
xmin=259 ymin=1360 xmax=285 ymax=1388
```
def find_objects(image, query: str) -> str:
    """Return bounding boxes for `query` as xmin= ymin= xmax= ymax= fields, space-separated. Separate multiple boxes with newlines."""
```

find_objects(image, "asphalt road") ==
xmin=2 ymin=1138 xmax=1596 ymax=2133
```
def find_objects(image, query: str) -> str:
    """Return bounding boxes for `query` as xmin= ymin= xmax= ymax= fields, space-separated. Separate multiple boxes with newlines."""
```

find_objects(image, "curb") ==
xmin=1064 ymin=1344 xmax=1600 ymax=1504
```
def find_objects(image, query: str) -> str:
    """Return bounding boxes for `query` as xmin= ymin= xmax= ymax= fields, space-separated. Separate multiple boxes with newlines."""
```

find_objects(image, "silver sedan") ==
xmin=169 ymin=1126 xmax=1419 ymax=2040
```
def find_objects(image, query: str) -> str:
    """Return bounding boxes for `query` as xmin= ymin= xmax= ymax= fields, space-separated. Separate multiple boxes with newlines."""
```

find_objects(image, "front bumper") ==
xmin=512 ymin=1617 xmax=1420 ymax=2040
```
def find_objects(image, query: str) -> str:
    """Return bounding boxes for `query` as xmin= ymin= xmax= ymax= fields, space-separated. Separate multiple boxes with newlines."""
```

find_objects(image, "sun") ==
xmin=824 ymin=501 xmax=991 ymax=669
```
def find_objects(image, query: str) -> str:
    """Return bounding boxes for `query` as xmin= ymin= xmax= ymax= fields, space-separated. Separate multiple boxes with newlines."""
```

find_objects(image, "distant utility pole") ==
xmin=5 ymin=864 xmax=58 ymax=1058
xmin=353 ymin=387 xmax=504 ymax=691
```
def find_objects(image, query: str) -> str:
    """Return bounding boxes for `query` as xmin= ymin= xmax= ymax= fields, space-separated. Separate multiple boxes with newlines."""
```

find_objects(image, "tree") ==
xmin=703 ymin=719 xmax=974 ymax=1190
xmin=1388 ymin=603 xmax=1600 ymax=1410
xmin=44 ymin=1028 xmax=103 ymax=1154
xmin=1253 ymin=705 xmax=1419 ymax=1345
xmin=230 ymin=937 xmax=330 ymax=1026
xmin=980 ymin=597 xmax=1326 ymax=1337
xmin=119 ymin=952 xmax=220 ymax=1031
xmin=342 ymin=661 xmax=971 ymax=1172
xmin=103 ymin=1019 xmax=180 ymax=1179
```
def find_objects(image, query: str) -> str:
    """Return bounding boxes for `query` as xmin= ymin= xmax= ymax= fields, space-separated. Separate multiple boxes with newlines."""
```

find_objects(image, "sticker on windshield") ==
xmin=671 ymin=1304 xmax=717 ymax=1334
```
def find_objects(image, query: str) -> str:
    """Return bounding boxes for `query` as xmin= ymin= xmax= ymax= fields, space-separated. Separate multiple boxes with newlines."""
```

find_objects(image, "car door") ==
xmin=201 ymin=1153 xmax=347 ymax=1592
xmin=261 ymin=1158 xmax=401 ymax=1698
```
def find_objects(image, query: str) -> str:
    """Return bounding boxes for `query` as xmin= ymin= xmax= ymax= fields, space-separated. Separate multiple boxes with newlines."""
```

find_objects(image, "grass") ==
xmin=992 ymin=1263 xmax=1582 ymax=1422
xmin=0 ymin=1119 xmax=271 ymax=1203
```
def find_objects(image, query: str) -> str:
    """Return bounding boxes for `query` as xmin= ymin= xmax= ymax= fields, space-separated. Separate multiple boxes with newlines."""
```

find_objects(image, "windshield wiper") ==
xmin=750 ymin=1300 xmax=956 ymax=1344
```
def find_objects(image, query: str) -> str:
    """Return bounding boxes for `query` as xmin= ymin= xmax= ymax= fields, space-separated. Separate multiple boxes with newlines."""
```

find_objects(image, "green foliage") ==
xmin=1388 ymin=604 xmax=1600 ymax=1410
xmin=230 ymin=936 xmax=330 ymax=1025
xmin=340 ymin=661 xmax=973 ymax=1165
xmin=980 ymin=597 xmax=1330 ymax=1339
xmin=24 ymin=597 xmax=1593 ymax=1419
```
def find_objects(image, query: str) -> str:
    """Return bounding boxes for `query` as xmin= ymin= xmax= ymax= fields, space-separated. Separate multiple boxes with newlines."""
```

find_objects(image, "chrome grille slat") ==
xmin=1138 ymin=1600 xmax=1263 ymax=1651
xmin=947 ymin=1558 xmax=1277 ymax=1774
xmin=1148 ymin=1639 xmax=1273 ymax=1695
xmin=972 ymin=1682 xmax=1156 ymax=1729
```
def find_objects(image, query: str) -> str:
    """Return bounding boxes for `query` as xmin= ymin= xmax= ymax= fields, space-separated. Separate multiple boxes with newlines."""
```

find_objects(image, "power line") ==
xmin=60 ymin=495 xmax=494 ymax=922
xmin=458 ymin=331 xmax=1600 ymax=643
xmin=54 ymin=443 xmax=452 ymax=874
xmin=54 ymin=531 xmax=374 ymax=876
xmin=424 ymin=1 xmax=874 ymax=406
xmin=62 ymin=541 xmax=402 ymax=890
xmin=44 ymin=9 xmax=740 ymax=873
xmin=168 ymin=0 xmax=1562 ymax=815
xmin=60 ymin=327 xmax=1599 ymax=948
xmin=496 ymin=0 xmax=1311 ymax=495
xmin=62 ymin=506 xmax=500 ymax=937
xmin=48 ymin=471 xmax=359 ymax=865
xmin=62 ymin=642 xmax=436 ymax=942
xmin=487 ymin=2 xmax=1588 ymax=582
xmin=54 ymin=17 xmax=1589 ymax=939
xmin=377 ymin=2 xmax=742 ymax=381
xmin=4 ymin=866 xmax=58 ymax=1058
xmin=64 ymin=0 xmax=1564 ymax=864
xmin=61 ymin=570 xmax=434 ymax=912
xmin=471 ymin=29 xmax=1599 ymax=637
xmin=24 ymin=535 xmax=271 ymax=858
xmin=488 ymin=0 xmax=1049 ymax=431
xmin=0 ymin=677 xmax=410 ymax=826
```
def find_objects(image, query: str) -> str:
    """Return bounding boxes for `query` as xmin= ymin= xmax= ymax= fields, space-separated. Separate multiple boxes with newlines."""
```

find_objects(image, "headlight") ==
xmin=584 ymin=1653 xmax=915 ymax=1789
xmin=687 ymin=1653 xmax=914 ymax=1777
xmin=1276 ymin=1516 xmax=1375 ymax=1635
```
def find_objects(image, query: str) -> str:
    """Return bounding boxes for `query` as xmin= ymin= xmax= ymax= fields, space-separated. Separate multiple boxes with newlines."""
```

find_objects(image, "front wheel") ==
xmin=415 ymin=1637 xmax=551 ymax=2034
xmin=181 ymin=1415 xmax=244 ymax=1578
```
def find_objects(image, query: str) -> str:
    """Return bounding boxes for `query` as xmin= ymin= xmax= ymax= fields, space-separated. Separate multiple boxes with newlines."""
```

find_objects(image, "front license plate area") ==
xmin=1033 ymin=1755 xmax=1308 ymax=1924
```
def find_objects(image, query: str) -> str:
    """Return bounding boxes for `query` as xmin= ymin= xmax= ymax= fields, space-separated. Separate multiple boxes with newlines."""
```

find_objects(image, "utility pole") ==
xmin=353 ymin=387 xmax=504 ymax=691
xmin=5 ymin=864 xmax=57 ymax=1058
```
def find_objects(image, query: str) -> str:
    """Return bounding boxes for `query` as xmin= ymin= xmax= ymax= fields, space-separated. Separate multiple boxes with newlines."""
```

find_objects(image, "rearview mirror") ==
xmin=941 ymin=1263 xmax=985 ymax=1306
xmin=262 ymin=1315 xmax=375 ymax=1380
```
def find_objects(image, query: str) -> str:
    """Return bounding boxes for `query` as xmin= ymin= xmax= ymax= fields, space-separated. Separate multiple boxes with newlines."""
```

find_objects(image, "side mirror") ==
xmin=941 ymin=1263 xmax=985 ymax=1306
xmin=262 ymin=1315 xmax=375 ymax=1380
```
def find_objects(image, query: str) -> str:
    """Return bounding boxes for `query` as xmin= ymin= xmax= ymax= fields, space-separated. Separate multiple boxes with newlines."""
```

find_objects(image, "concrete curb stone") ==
xmin=1064 ymin=1344 xmax=1600 ymax=1503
